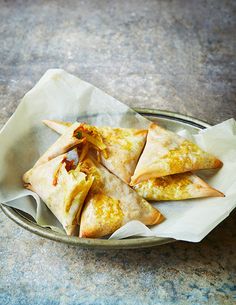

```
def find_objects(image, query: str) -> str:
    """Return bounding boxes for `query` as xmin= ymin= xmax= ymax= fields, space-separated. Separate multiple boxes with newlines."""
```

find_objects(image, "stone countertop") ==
xmin=0 ymin=0 xmax=235 ymax=304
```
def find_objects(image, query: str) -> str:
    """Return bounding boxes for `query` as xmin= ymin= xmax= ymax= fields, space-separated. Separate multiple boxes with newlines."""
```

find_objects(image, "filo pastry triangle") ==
xmin=133 ymin=172 xmax=224 ymax=201
xmin=23 ymin=152 xmax=93 ymax=235
xmin=35 ymin=122 xmax=107 ymax=167
xmin=78 ymin=157 xmax=164 ymax=238
xmin=42 ymin=119 xmax=147 ymax=184
xmin=131 ymin=123 xmax=223 ymax=185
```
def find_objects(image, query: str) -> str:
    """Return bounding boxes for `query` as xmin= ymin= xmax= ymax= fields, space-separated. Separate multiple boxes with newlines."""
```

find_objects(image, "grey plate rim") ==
xmin=1 ymin=109 xmax=211 ymax=249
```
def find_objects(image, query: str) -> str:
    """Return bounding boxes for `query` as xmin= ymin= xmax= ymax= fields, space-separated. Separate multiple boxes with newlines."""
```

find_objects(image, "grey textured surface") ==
xmin=0 ymin=0 xmax=236 ymax=304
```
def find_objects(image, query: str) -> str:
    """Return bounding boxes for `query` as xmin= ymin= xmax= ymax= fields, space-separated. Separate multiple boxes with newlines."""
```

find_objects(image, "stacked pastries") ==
xmin=23 ymin=120 xmax=224 ymax=238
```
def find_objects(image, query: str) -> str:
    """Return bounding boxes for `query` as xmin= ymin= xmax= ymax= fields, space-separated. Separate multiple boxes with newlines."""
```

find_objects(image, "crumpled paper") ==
xmin=0 ymin=69 xmax=235 ymax=242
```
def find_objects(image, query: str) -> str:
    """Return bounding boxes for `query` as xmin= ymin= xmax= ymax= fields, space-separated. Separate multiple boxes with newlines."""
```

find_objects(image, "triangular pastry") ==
xmin=43 ymin=119 xmax=147 ymax=183
xmin=131 ymin=123 xmax=223 ymax=184
xmin=35 ymin=122 xmax=106 ymax=167
xmin=133 ymin=172 xmax=224 ymax=201
xmin=78 ymin=157 xmax=164 ymax=238
xmin=23 ymin=153 xmax=93 ymax=235
xmin=98 ymin=127 xmax=147 ymax=183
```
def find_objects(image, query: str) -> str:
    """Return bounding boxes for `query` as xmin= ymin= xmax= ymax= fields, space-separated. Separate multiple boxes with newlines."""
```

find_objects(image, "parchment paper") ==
xmin=0 ymin=69 xmax=235 ymax=242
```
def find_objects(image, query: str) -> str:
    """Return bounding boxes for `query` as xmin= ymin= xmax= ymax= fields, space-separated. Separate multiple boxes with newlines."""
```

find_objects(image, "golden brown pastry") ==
xmin=133 ymin=172 xmax=224 ymax=201
xmin=35 ymin=122 xmax=106 ymax=167
xmin=131 ymin=123 xmax=223 ymax=184
xmin=23 ymin=153 xmax=93 ymax=235
xmin=79 ymin=157 xmax=164 ymax=238
xmin=43 ymin=119 xmax=147 ymax=183
xmin=99 ymin=127 xmax=147 ymax=183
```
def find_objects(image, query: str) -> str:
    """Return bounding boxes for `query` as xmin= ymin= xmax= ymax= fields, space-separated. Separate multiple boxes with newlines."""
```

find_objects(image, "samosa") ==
xmin=131 ymin=123 xmax=223 ymax=184
xmin=23 ymin=153 xmax=93 ymax=235
xmin=43 ymin=119 xmax=147 ymax=183
xmin=133 ymin=172 xmax=224 ymax=201
xmin=78 ymin=157 xmax=164 ymax=238
xmin=35 ymin=122 xmax=106 ymax=167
